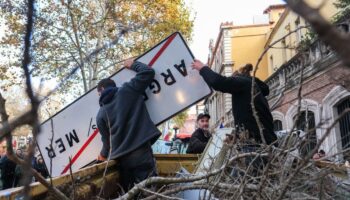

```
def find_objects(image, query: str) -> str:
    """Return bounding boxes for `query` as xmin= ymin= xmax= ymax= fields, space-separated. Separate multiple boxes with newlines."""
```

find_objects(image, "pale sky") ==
xmin=185 ymin=0 xmax=284 ymax=62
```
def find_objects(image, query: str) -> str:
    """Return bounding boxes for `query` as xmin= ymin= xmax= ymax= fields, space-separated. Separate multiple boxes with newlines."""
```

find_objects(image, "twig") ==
xmin=48 ymin=116 xmax=54 ymax=186
xmin=251 ymin=25 xmax=310 ymax=146
xmin=0 ymin=93 xmax=69 ymax=200
xmin=276 ymin=108 xmax=350 ymax=199
xmin=139 ymin=187 xmax=183 ymax=200
xmin=0 ymin=0 xmax=69 ymax=199
xmin=69 ymin=156 xmax=76 ymax=200
xmin=19 ymin=0 xmax=41 ymax=198
xmin=115 ymin=152 xmax=269 ymax=200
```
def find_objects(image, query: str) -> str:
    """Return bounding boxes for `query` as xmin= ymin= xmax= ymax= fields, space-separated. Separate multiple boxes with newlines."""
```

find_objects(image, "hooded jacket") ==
xmin=96 ymin=61 xmax=161 ymax=159
xmin=199 ymin=67 xmax=277 ymax=145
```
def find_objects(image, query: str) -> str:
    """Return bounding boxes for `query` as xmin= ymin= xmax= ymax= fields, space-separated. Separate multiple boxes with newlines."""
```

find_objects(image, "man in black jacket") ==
xmin=96 ymin=59 xmax=161 ymax=191
xmin=191 ymin=59 xmax=277 ymax=145
xmin=0 ymin=154 xmax=16 ymax=189
xmin=186 ymin=113 xmax=211 ymax=154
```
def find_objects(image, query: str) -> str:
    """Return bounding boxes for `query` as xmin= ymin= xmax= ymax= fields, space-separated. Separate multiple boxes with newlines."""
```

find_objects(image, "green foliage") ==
xmin=297 ymin=30 xmax=316 ymax=52
xmin=333 ymin=0 xmax=350 ymax=22
xmin=297 ymin=0 xmax=350 ymax=52
xmin=172 ymin=110 xmax=188 ymax=129
xmin=0 ymin=0 xmax=194 ymax=96
xmin=334 ymin=0 xmax=350 ymax=8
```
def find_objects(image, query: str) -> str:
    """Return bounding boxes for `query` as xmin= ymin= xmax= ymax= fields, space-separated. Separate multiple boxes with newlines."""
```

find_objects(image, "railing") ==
xmin=265 ymin=15 xmax=350 ymax=100
xmin=265 ymin=39 xmax=336 ymax=99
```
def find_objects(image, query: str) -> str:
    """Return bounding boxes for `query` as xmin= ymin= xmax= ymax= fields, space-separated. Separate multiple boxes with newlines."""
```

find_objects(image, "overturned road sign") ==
xmin=37 ymin=32 xmax=212 ymax=177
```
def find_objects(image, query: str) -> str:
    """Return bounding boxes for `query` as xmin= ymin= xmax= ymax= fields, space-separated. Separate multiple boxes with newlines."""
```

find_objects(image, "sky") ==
xmin=185 ymin=0 xmax=284 ymax=62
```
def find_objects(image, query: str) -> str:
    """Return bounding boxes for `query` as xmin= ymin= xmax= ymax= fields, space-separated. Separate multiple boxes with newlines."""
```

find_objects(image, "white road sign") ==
xmin=37 ymin=32 xmax=212 ymax=177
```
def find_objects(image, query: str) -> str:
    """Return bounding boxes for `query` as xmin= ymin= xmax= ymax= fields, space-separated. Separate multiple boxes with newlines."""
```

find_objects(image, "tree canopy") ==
xmin=0 ymin=0 xmax=194 ymax=97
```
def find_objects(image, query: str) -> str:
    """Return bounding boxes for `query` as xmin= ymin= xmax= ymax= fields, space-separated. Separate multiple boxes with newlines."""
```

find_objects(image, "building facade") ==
xmin=265 ymin=0 xmax=338 ymax=75
xmin=265 ymin=4 xmax=350 ymax=160
xmin=205 ymin=1 xmax=350 ymax=161
xmin=205 ymin=5 xmax=285 ymax=127
xmin=205 ymin=22 xmax=234 ymax=128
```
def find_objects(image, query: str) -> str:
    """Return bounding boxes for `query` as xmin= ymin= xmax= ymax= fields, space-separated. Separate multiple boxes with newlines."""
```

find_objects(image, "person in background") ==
xmin=191 ymin=60 xmax=277 ymax=146
xmin=186 ymin=113 xmax=211 ymax=154
xmin=14 ymin=148 xmax=24 ymax=187
xmin=192 ymin=60 xmax=277 ymax=177
xmin=313 ymin=149 xmax=326 ymax=160
xmin=34 ymin=156 xmax=49 ymax=180
xmin=0 ymin=152 xmax=17 ymax=189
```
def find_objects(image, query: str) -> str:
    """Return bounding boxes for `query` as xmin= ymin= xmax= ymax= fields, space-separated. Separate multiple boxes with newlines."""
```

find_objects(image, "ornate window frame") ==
xmin=322 ymin=86 xmax=350 ymax=158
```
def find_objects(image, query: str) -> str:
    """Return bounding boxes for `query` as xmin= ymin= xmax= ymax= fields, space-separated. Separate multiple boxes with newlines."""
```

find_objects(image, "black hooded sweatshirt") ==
xmin=199 ymin=67 xmax=277 ymax=145
xmin=186 ymin=128 xmax=211 ymax=154
xmin=96 ymin=61 xmax=161 ymax=159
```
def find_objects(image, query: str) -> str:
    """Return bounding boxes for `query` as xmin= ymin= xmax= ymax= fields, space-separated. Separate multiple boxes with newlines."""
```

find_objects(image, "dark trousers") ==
xmin=1 ymin=176 xmax=15 ymax=189
xmin=231 ymin=145 xmax=267 ymax=178
xmin=119 ymin=144 xmax=157 ymax=192
xmin=241 ymin=145 xmax=266 ymax=177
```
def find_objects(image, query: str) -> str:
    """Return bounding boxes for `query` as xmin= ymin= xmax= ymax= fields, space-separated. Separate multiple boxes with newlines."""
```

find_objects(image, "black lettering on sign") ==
xmin=55 ymin=138 xmax=66 ymax=153
xmin=149 ymin=79 xmax=161 ymax=94
xmin=161 ymin=69 xmax=176 ymax=85
xmin=65 ymin=129 xmax=80 ymax=147
xmin=92 ymin=124 xmax=97 ymax=130
xmin=174 ymin=59 xmax=187 ymax=77
xmin=45 ymin=145 xmax=56 ymax=159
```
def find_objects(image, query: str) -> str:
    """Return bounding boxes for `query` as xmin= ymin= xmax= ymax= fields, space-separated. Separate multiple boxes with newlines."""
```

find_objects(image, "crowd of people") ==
xmin=0 ymin=148 xmax=48 ymax=190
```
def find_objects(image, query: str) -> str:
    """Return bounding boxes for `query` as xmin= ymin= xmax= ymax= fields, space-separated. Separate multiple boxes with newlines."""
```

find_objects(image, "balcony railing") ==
xmin=265 ymin=39 xmax=338 ymax=99
xmin=265 ymin=13 xmax=350 ymax=100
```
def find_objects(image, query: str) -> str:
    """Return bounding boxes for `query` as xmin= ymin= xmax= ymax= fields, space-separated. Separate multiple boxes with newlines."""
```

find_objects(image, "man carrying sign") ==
xmin=96 ymin=59 xmax=161 ymax=191
xmin=191 ymin=59 xmax=277 ymax=145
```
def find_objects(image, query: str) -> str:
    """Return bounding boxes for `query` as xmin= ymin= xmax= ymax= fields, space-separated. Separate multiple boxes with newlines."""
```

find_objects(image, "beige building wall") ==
xmin=305 ymin=0 xmax=338 ymax=20
xmin=230 ymin=25 xmax=270 ymax=80
xmin=266 ymin=0 xmax=339 ymax=75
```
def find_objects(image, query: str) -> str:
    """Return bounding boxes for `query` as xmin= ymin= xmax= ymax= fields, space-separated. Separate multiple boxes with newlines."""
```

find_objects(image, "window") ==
xmin=337 ymin=98 xmax=350 ymax=160
xmin=221 ymin=94 xmax=225 ymax=117
xmin=295 ymin=17 xmax=302 ymax=43
xmin=295 ymin=111 xmax=317 ymax=156
xmin=281 ymin=39 xmax=287 ymax=63
xmin=221 ymin=48 xmax=224 ymax=63
xmin=270 ymin=55 xmax=275 ymax=71
xmin=273 ymin=120 xmax=283 ymax=132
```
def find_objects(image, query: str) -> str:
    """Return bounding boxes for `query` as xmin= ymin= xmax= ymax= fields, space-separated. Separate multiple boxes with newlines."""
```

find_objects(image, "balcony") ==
xmin=265 ymin=13 xmax=350 ymax=100
xmin=265 ymin=39 xmax=338 ymax=100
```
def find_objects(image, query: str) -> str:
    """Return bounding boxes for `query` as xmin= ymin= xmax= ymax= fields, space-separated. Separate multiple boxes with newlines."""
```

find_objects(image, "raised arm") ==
xmin=124 ymin=59 xmax=155 ymax=94
xmin=192 ymin=59 xmax=245 ymax=93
